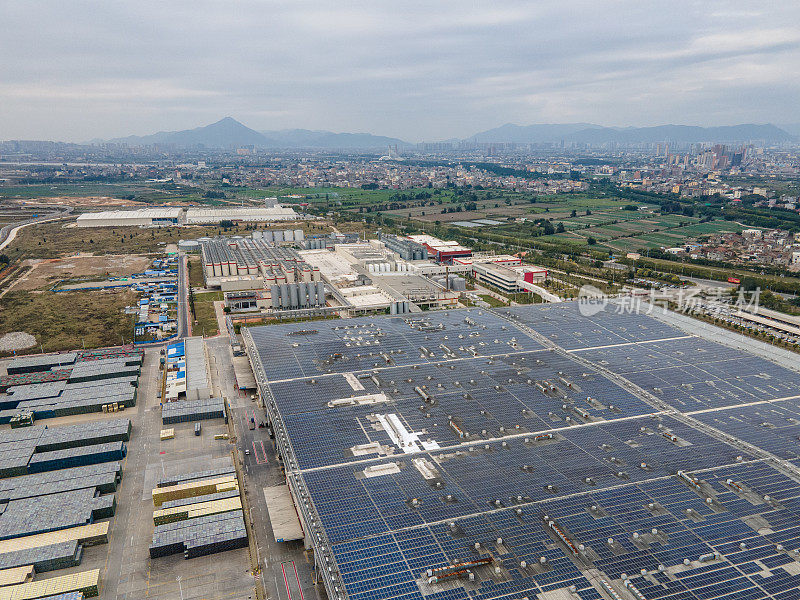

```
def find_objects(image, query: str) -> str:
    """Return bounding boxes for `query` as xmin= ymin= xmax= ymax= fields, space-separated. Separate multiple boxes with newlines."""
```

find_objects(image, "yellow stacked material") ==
xmin=152 ymin=475 xmax=238 ymax=507
xmin=213 ymin=433 xmax=229 ymax=440
xmin=159 ymin=428 xmax=175 ymax=441
xmin=0 ymin=568 xmax=99 ymax=599
xmin=216 ymin=480 xmax=238 ymax=493
xmin=153 ymin=496 xmax=242 ymax=525
xmin=0 ymin=566 xmax=33 ymax=587
xmin=0 ymin=522 xmax=109 ymax=554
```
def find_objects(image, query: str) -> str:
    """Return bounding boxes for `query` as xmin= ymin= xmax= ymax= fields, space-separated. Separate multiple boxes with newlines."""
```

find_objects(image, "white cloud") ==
xmin=0 ymin=0 xmax=798 ymax=140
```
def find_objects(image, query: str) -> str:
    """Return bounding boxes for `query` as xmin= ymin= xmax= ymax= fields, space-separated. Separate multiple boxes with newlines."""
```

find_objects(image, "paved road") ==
xmin=205 ymin=337 xmax=319 ymax=600
xmin=0 ymin=208 xmax=73 ymax=252
xmin=176 ymin=252 xmax=190 ymax=338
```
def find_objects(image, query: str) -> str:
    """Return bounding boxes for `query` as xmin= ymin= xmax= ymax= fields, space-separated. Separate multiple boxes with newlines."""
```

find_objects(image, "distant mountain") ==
xmin=260 ymin=129 xmax=409 ymax=149
xmin=469 ymin=123 xmax=796 ymax=145
xmin=108 ymin=117 xmax=275 ymax=148
xmin=778 ymin=123 xmax=800 ymax=136
xmin=104 ymin=118 xmax=410 ymax=150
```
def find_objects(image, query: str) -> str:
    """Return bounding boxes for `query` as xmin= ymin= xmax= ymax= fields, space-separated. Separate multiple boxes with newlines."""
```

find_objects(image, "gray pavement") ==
xmin=69 ymin=346 xmax=259 ymax=600
xmin=205 ymin=336 xmax=321 ymax=600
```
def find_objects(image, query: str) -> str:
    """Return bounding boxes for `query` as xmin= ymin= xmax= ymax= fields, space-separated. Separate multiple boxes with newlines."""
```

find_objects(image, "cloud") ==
xmin=0 ymin=0 xmax=798 ymax=141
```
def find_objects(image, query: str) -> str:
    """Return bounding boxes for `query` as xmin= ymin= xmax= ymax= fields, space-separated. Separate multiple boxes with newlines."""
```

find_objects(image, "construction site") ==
xmin=243 ymin=300 xmax=800 ymax=600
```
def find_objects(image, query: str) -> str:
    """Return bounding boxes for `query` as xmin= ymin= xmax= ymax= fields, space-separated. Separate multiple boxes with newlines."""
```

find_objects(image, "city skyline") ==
xmin=1 ymin=1 xmax=800 ymax=142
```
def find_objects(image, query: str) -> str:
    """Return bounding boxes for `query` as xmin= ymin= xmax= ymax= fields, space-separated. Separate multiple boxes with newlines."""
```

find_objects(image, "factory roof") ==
xmin=243 ymin=301 xmax=800 ymax=600
xmin=75 ymin=208 xmax=183 ymax=220
xmin=185 ymin=206 xmax=297 ymax=221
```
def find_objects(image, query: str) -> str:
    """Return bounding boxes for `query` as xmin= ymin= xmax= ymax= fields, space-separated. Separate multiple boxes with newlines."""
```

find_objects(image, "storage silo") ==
xmin=270 ymin=285 xmax=280 ymax=309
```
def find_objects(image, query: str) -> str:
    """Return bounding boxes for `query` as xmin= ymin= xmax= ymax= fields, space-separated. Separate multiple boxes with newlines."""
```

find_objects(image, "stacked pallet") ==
xmin=150 ymin=511 xmax=248 ymax=559
xmin=152 ymin=475 xmax=237 ymax=507
xmin=161 ymin=397 xmax=227 ymax=424
xmin=149 ymin=460 xmax=247 ymax=559
xmin=27 ymin=442 xmax=126 ymax=474
xmin=0 ymin=568 xmax=98 ymax=598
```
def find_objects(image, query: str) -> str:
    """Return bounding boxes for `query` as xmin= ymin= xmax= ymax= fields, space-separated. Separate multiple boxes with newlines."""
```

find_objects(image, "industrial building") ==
xmin=201 ymin=236 xmax=321 ymax=289
xmin=407 ymin=233 xmax=472 ymax=263
xmin=472 ymin=262 xmax=548 ymax=293
xmin=185 ymin=205 xmax=298 ymax=224
xmin=243 ymin=301 xmax=800 ymax=600
xmin=75 ymin=205 xmax=299 ymax=227
xmin=378 ymin=233 xmax=430 ymax=261
xmin=76 ymin=208 xmax=184 ymax=228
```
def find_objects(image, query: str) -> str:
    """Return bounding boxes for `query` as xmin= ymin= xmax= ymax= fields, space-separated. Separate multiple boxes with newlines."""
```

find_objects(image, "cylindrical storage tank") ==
xmin=280 ymin=284 xmax=290 ymax=308
xmin=270 ymin=285 xmax=280 ymax=309
xmin=390 ymin=303 xmax=397 ymax=315
xmin=263 ymin=230 xmax=274 ymax=242
xmin=317 ymin=282 xmax=325 ymax=305
xmin=284 ymin=230 xmax=294 ymax=242
xmin=312 ymin=267 xmax=320 ymax=281
xmin=178 ymin=239 xmax=200 ymax=253
xmin=301 ymin=267 xmax=312 ymax=282
xmin=289 ymin=284 xmax=299 ymax=308
xmin=307 ymin=281 xmax=317 ymax=306
xmin=294 ymin=229 xmax=304 ymax=241
xmin=297 ymin=282 xmax=308 ymax=307
xmin=252 ymin=230 xmax=262 ymax=239
xmin=274 ymin=230 xmax=284 ymax=243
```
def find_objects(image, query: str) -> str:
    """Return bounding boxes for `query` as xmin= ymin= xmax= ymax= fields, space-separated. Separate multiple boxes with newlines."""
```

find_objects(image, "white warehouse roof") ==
xmin=77 ymin=208 xmax=184 ymax=221
xmin=185 ymin=206 xmax=298 ymax=224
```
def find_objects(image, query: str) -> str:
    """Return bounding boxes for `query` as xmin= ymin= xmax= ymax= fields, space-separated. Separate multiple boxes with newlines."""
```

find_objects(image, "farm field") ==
xmin=0 ymin=181 xmax=232 ymax=205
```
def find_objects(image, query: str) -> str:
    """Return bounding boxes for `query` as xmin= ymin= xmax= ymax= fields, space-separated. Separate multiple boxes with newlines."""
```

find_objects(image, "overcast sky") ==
xmin=1 ymin=0 xmax=799 ymax=142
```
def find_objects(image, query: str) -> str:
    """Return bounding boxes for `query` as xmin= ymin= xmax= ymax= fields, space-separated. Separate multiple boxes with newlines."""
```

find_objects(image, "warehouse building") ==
xmin=76 ymin=208 xmax=184 ymax=228
xmin=76 ymin=205 xmax=299 ymax=228
xmin=184 ymin=205 xmax=298 ymax=224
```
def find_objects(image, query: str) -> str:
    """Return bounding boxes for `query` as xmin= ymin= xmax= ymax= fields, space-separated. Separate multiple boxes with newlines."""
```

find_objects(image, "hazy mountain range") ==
xmin=101 ymin=117 xmax=797 ymax=149
xmin=106 ymin=117 xmax=407 ymax=150
xmin=469 ymin=123 xmax=796 ymax=144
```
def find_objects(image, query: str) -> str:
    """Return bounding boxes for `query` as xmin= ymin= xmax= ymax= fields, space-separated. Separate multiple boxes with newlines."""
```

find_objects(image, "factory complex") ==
xmin=243 ymin=301 xmax=800 ymax=600
xmin=201 ymin=232 xmax=549 ymax=318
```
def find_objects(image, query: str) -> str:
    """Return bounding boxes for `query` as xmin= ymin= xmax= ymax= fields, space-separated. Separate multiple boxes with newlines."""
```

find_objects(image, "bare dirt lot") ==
xmin=15 ymin=254 xmax=152 ymax=290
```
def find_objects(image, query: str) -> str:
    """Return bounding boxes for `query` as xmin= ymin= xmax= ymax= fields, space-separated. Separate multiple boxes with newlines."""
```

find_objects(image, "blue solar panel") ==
xmin=246 ymin=303 xmax=800 ymax=600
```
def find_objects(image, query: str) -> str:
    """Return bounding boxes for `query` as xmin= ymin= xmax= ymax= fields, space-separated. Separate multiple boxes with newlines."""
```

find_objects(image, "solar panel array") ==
xmin=247 ymin=302 xmax=800 ymax=600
